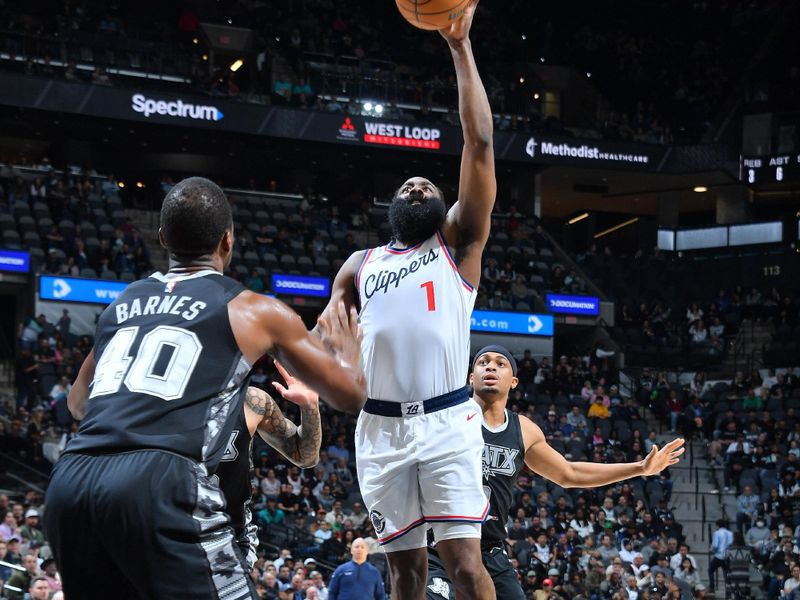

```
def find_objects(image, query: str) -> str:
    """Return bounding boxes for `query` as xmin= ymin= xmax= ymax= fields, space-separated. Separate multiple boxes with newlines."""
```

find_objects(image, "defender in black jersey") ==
xmin=44 ymin=177 xmax=365 ymax=600
xmin=216 ymin=363 xmax=322 ymax=569
xmin=426 ymin=345 xmax=686 ymax=600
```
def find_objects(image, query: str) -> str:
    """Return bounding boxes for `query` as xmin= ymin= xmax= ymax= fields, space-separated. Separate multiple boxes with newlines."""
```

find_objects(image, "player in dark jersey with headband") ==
xmin=45 ymin=177 xmax=365 ymax=600
xmin=426 ymin=345 xmax=685 ymax=600
xmin=216 ymin=362 xmax=322 ymax=568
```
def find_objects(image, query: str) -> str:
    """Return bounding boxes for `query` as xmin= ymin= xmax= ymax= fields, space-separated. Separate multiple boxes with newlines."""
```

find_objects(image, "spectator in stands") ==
xmin=5 ymin=554 xmax=40 ymax=600
xmin=689 ymin=320 xmax=709 ymax=347
xmin=26 ymin=576 xmax=50 ymax=600
xmin=588 ymin=395 xmax=610 ymax=419
xmin=40 ymin=558 xmax=62 ymax=593
xmin=745 ymin=517 xmax=771 ymax=551
xmin=345 ymin=502 xmax=367 ymax=530
xmin=666 ymin=391 xmax=683 ymax=433
xmin=708 ymin=518 xmax=733 ymax=594
xmin=736 ymin=485 xmax=761 ymax=532
xmin=0 ymin=511 xmax=21 ymax=541
xmin=277 ymin=483 xmax=301 ymax=515
xmin=668 ymin=543 xmax=696 ymax=572
xmin=686 ymin=303 xmax=703 ymax=325
xmin=327 ymin=435 xmax=349 ymax=463
xmin=784 ymin=565 xmax=800 ymax=599
xmin=19 ymin=509 xmax=44 ymax=546
xmin=0 ymin=540 xmax=11 ymax=582
xmin=260 ymin=469 xmax=281 ymax=500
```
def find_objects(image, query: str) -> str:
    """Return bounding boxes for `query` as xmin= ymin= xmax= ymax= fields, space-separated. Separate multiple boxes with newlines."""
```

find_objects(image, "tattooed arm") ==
xmin=243 ymin=362 xmax=322 ymax=468
xmin=247 ymin=388 xmax=322 ymax=468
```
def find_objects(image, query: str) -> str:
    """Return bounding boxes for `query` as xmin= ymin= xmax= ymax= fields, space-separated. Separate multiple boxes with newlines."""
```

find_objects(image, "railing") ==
xmin=0 ymin=29 xmax=194 ymax=83
xmin=0 ymin=451 xmax=51 ymax=491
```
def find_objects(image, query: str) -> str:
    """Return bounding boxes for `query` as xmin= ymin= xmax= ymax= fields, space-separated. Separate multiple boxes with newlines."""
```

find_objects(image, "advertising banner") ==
xmin=0 ymin=73 xmax=669 ymax=170
xmin=0 ymin=249 xmax=30 ymax=273
xmin=470 ymin=310 xmax=554 ymax=336
xmin=545 ymin=293 xmax=600 ymax=315
xmin=39 ymin=275 xmax=128 ymax=304
xmin=271 ymin=274 xmax=330 ymax=297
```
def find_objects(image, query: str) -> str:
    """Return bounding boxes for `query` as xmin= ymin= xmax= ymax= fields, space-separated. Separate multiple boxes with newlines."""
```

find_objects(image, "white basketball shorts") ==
xmin=355 ymin=392 xmax=489 ymax=552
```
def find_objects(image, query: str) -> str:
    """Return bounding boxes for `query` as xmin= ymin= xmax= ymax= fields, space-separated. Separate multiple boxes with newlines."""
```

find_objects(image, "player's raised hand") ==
xmin=439 ymin=0 xmax=479 ymax=45
xmin=272 ymin=360 xmax=318 ymax=410
xmin=316 ymin=301 xmax=363 ymax=373
xmin=641 ymin=438 xmax=685 ymax=476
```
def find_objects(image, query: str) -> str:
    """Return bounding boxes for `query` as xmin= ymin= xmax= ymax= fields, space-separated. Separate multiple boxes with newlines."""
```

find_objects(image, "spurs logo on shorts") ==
xmin=428 ymin=577 xmax=451 ymax=597
xmin=370 ymin=510 xmax=386 ymax=535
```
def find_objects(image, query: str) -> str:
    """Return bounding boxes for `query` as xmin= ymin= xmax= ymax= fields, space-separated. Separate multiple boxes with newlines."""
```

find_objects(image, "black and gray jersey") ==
xmin=481 ymin=410 xmax=526 ymax=545
xmin=66 ymin=270 xmax=250 ymax=474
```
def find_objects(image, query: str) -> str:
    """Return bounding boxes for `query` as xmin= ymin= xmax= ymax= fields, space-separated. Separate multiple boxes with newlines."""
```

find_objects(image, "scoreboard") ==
xmin=741 ymin=153 xmax=800 ymax=185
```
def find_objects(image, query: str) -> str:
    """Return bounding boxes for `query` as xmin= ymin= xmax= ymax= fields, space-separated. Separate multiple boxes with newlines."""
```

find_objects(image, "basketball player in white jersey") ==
xmin=319 ymin=2 xmax=495 ymax=598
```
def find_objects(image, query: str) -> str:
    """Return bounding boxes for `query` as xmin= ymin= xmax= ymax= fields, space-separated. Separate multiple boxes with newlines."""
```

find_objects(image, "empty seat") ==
xmin=297 ymin=256 xmax=314 ymax=273
xmin=58 ymin=219 xmax=75 ymax=236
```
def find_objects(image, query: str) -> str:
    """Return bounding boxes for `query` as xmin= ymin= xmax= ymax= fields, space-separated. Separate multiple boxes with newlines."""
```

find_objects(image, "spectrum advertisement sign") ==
xmin=546 ymin=294 xmax=600 ymax=316
xmin=271 ymin=274 xmax=330 ymax=298
xmin=39 ymin=276 xmax=128 ymax=304
xmin=470 ymin=310 xmax=554 ymax=336
xmin=0 ymin=249 xmax=30 ymax=273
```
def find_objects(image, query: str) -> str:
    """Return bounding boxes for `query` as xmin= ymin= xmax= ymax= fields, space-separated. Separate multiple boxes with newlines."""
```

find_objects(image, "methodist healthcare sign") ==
xmin=271 ymin=274 xmax=330 ymax=298
xmin=39 ymin=276 xmax=128 ymax=304
xmin=470 ymin=310 xmax=554 ymax=336
xmin=546 ymin=294 xmax=600 ymax=316
xmin=525 ymin=137 xmax=653 ymax=166
xmin=0 ymin=249 xmax=30 ymax=273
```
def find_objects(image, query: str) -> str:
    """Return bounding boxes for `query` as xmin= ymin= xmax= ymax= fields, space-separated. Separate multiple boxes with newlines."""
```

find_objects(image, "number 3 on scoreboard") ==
xmin=420 ymin=280 xmax=436 ymax=311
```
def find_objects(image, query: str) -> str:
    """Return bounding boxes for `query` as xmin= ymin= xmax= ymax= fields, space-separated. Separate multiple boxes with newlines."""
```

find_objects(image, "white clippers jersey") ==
xmin=355 ymin=231 xmax=477 ymax=403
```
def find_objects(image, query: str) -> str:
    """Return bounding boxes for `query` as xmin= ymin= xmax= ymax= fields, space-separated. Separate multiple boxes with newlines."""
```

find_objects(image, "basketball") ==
xmin=395 ymin=0 xmax=471 ymax=31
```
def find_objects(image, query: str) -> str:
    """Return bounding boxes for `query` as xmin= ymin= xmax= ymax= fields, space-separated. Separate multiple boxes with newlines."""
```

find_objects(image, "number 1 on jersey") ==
xmin=420 ymin=280 xmax=436 ymax=311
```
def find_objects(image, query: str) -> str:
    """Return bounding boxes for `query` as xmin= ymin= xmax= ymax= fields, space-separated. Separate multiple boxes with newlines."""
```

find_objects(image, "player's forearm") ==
xmin=564 ymin=460 xmax=646 ymax=488
xmin=448 ymin=40 xmax=493 ymax=147
xmin=293 ymin=406 xmax=322 ymax=468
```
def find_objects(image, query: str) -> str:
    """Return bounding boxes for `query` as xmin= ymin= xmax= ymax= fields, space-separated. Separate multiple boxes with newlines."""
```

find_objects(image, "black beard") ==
xmin=478 ymin=384 xmax=503 ymax=396
xmin=388 ymin=193 xmax=446 ymax=246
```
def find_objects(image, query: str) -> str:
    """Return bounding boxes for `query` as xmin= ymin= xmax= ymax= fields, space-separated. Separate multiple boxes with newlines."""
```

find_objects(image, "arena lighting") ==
xmin=519 ymin=77 xmax=525 ymax=83
xmin=192 ymin=37 xmax=199 ymax=44
xmin=693 ymin=186 xmax=708 ymax=193
xmin=229 ymin=59 xmax=244 ymax=72
xmin=202 ymin=54 xmax=208 ymax=61
xmin=539 ymin=57 xmax=546 ymax=63
xmin=586 ymin=72 xmax=592 ymax=78
xmin=568 ymin=212 xmax=589 ymax=225
xmin=533 ymin=93 xmax=540 ymax=100
xmin=594 ymin=217 xmax=639 ymax=239
xmin=374 ymin=104 xmax=384 ymax=114
xmin=117 ymin=181 xmax=125 ymax=189
xmin=135 ymin=181 xmax=145 ymax=189
xmin=364 ymin=102 xmax=373 ymax=111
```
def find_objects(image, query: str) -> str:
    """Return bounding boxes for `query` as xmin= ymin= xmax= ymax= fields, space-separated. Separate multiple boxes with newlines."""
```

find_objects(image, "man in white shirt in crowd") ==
xmin=346 ymin=502 xmax=368 ymax=529
xmin=669 ymin=542 xmax=697 ymax=572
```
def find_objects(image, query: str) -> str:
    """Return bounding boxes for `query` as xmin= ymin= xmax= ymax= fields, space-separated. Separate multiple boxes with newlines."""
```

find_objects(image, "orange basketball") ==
xmin=395 ymin=0 xmax=471 ymax=31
